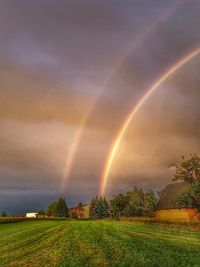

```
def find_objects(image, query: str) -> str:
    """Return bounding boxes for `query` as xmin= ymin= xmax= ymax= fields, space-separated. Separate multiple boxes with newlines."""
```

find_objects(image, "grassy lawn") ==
xmin=0 ymin=220 xmax=200 ymax=267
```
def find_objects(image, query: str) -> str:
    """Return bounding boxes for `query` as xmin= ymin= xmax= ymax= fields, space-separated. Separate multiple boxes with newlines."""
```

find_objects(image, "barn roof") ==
xmin=156 ymin=182 xmax=189 ymax=210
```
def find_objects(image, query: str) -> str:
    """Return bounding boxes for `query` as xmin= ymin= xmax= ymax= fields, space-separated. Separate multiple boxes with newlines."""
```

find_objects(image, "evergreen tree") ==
xmin=56 ymin=198 xmax=63 ymax=217
xmin=47 ymin=198 xmax=68 ymax=218
xmin=89 ymin=196 xmax=110 ymax=219
xmin=56 ymin=198 xmax=68 ymax=218
xmin=89 ymin=196 xmax=99 ymax=219
xmin=1 ymin=211 xmax=7 ymax=217
xmin=98 ymin=197 xmax=110 ymax=219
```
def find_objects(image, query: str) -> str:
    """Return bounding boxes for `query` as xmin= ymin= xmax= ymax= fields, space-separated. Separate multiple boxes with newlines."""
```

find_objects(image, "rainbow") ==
xmin=61 ymin=126 xmax=84 ymax=192
xmin=100 ymin=48 xmax=200 ymax=196
xmin=60 ymin=5 xmax=180 ymax=193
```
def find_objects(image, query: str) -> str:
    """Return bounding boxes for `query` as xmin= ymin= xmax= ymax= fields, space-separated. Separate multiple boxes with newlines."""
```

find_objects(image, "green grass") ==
xmin=0 ymin=220 xmax=200 ymax=267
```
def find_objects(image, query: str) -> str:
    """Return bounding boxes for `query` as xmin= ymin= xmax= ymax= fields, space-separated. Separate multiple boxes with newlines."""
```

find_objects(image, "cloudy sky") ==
xmin=0 ymin=0 xmax=200 ymax=214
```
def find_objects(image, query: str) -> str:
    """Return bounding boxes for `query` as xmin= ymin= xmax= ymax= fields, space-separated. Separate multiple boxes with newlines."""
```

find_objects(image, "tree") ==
xmin=89 ymin=196 xmax=110 ymax=219
xmin=89 ymin=196 xmax=98 ymax=219
xmin=47 ymin=198 xmax=68 ymax=218
xmin=143 ymin=190 xmax=157 ymax=216
xmin=98 ymin=197 xmax=110 ymax=219
xmin=173 ymin=154 xmax=200 ymax=184
xmin=190 ymin=181 xmax=200 ymax=210
xmin=1 ymin=211 xmax=7 ymax=217
xmin=173 ymin=181 xmax=200 ymax=212
xmin=47 ymin=201 xmax=58 ymax=217
xmin=124 ymin=187 xmax=145 ymax=216
xmin=110 ymin=187 xmax=157 ymax=217
xmin=38 ymin=210 xmax=46 ymax=215
xmin=56 ymin=198 xmax=68 ymax=218
xmin=110 ymin=194 xmax=128 ymax=218
xmin=59 ymin=198 xmax=68 ymax=218
xmin=109 ymin=187 xmax=158 ymax=218
xmin=173 ymin=191 xmax=195 ymax=210
xmin=173 ymin=154 xmax=200 ymax=211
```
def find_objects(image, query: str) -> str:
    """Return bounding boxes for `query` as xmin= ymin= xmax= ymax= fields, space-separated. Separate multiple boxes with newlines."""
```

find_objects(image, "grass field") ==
xmin=0 ymin=220 xmax=200 ymax=267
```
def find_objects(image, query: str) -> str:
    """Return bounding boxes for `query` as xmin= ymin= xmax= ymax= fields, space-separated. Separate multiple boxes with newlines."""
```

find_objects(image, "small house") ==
xmin=69 ymin=204 xmax=90 ymax=219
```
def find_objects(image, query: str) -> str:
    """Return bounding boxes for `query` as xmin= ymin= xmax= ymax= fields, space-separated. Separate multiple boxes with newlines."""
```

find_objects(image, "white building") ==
xmin=26 ymin=212 xmax=38 ymax=218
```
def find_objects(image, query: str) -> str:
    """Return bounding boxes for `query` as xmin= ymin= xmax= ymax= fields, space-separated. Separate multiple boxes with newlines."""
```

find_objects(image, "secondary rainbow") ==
xmin=100 ymin=48 xmax=200 ymax=196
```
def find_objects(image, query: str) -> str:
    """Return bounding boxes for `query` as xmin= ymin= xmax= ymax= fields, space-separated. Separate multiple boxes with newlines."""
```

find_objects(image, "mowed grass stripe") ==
xmin=0 ymin=221 xmax=72 ymax=266
xmin=1 ymin=220 xmax=200 ymax=267
xmin=106 ymin=221 xmax=200 ymax=267
xmin=57 ymin=221 xmax=113 ymax=266
xmin=57 ymin=221 xmax=200 ymax=267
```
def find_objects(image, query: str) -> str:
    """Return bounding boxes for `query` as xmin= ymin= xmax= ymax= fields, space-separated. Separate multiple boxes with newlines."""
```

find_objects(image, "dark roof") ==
xmin=156 ymin=182 xmax=189 ymax=210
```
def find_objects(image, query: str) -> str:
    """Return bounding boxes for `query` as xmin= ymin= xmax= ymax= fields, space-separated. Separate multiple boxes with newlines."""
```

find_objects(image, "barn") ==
xmin=154 ymin=182 xmax=200 ymax=222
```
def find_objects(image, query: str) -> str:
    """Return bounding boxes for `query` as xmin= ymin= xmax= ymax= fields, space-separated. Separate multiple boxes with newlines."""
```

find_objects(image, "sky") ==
xmin=0 ymin=0 xmax=200 ymax=215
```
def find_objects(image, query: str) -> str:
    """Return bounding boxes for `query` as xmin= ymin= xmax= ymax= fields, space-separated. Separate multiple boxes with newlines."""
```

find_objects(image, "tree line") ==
xmin=89 ymin=187 xmax=157 ymax=219
xmin=44 ymin=186 xmax=157 ymax=219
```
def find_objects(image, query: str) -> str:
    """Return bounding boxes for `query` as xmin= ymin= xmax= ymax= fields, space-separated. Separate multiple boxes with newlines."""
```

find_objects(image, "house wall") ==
xmin=154 ymin=208 xmax=200 ymax=222
xmin=187 ymin=209 xmax=200 ymax=222
xmin=69 ymin=205 xmax=90 ymax=219
xmin=83 ymin=205 xmax=90 ymax=218
xmin=154 ymin=209 xmax=190 ymax=222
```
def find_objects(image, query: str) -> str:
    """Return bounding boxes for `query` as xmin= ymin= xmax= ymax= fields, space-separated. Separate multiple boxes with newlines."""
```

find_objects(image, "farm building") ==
xmin=26 ymin=212 xmax=38 ymax=218
xmin=69 ymin=204 xmax=90 ymax=219
xmin=154 ymin=182 xmax=200 ymax=222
